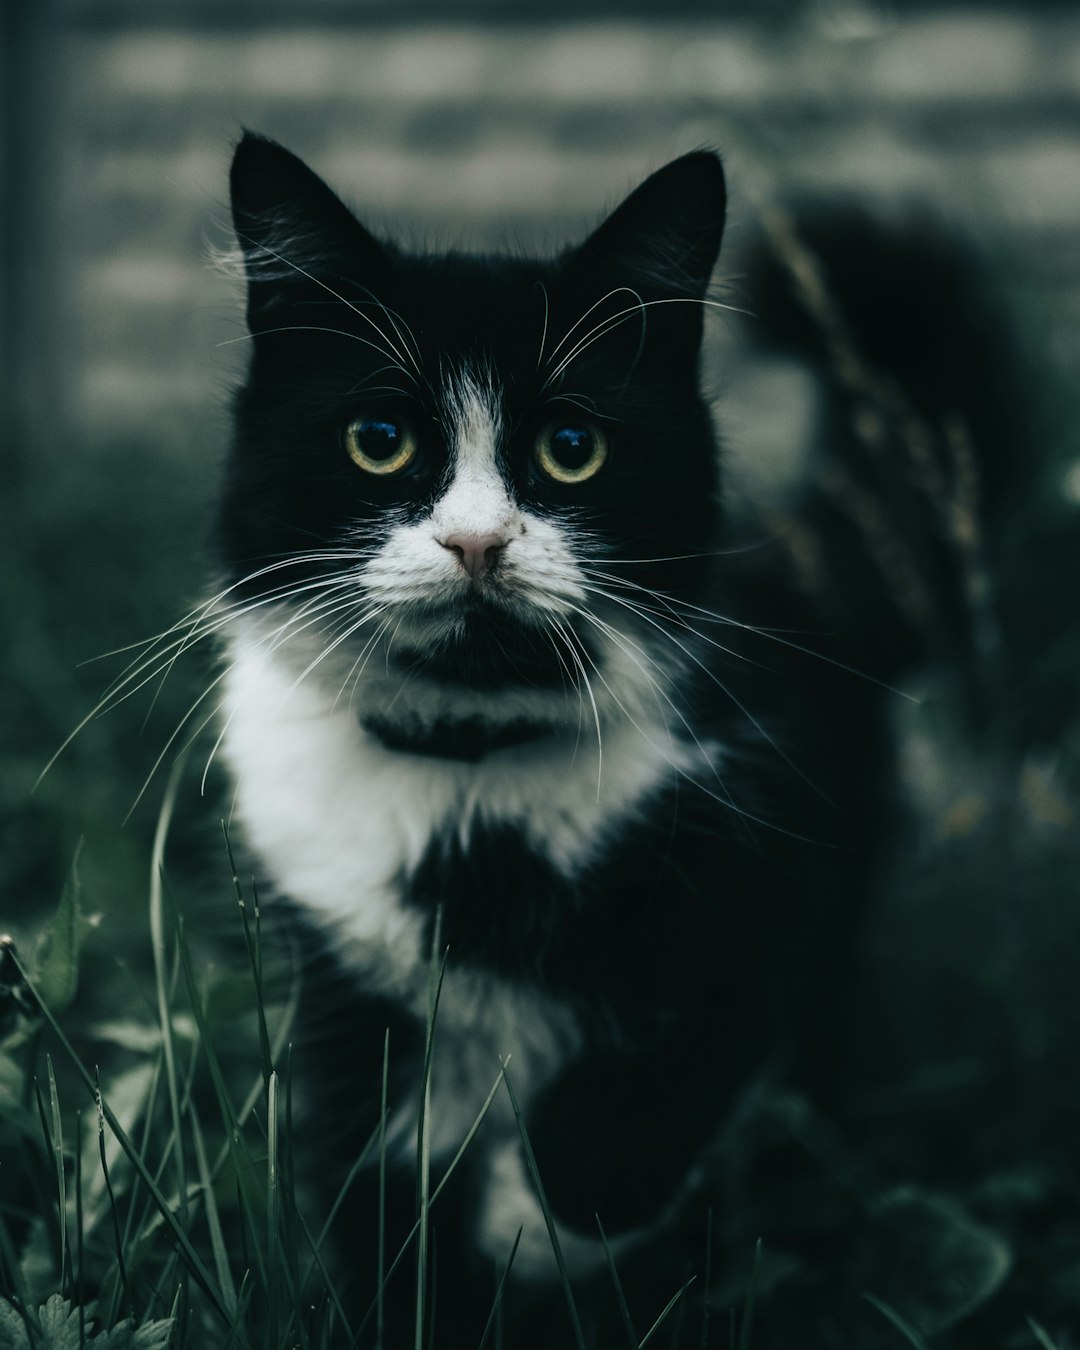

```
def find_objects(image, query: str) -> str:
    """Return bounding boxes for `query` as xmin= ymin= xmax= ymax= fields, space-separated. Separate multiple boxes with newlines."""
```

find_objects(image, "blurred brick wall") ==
xmin=5 ymin=5 xmax=1080 ymax=480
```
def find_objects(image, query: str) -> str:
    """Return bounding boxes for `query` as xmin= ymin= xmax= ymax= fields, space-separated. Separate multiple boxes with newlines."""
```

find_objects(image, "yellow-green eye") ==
xmin=344 ymin=416 xmax=418 ymax=476
xmin=534 ymin=420 xmax=609 ymax=484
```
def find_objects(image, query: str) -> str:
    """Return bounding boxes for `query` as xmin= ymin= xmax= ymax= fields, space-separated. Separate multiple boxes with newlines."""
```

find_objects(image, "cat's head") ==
xmin=220 ymin=133 xmax=725 ymax=754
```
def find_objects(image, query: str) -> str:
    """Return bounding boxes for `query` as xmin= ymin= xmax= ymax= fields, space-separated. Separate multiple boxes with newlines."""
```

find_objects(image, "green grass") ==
xmin=1 ymin=845 xmax=716 ymax=1349
xmin=3 ymin=801 xmax=1079 ymax=1348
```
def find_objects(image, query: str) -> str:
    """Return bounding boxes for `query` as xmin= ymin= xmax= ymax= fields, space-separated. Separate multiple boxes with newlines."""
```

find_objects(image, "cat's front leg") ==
xmin=471 ymin=1009 xmax=768 ymax=1288
xmin=526 ymin=1024 xmax=764 ymax=1239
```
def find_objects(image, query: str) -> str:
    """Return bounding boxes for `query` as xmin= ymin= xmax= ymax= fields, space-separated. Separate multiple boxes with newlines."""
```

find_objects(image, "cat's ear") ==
xmin=228 ymin=132 xmax=390 ymax=326
xmin=570 ymin=152 xmax=726 ymax=302
xmin=553 ymin=153 xmax=726 ymax=372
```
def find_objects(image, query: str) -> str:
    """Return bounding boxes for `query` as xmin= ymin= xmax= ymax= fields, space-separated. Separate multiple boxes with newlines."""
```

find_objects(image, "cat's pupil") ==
xmin=355 ymin=418 xmax=401 ymax=460
xmin=550 ymin=424 xmax=594 ymax=470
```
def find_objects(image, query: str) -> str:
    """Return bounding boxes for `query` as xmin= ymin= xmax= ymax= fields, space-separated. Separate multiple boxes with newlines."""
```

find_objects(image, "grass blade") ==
xmin=205 ymin=924 xmax=302 ymax=1199
xmin=595 ymin=1214 xmax=637 ymax=1348
xmin=95 ymin=1071 xmax=134 ymax=1323
xmin=188 ymin=1096 xmax=238 ymax=1314
xmin=150 ymin=758 xmax=190 ymax=1226
xmin=377 ymin=1026 xmax=390 ymax=1350
xmin=111 ymin=1046 xmax=167 ymax=1309
xmin=282 ymin=1046 xmax=310 ymax=1350
xmin=476 ymin=1228 xmax=523 ymax=1350
xmin=415 ymin=925 xmax=447 ymax=1350
xmin=306 ymin=1118 xmax=382 ymax=1267
xmin=1027 ymin=1318 xmax=1062 ymax=1350
xmin=700 ymin=1209 xmax=714 ymax=1350
xmin=74 ymin=1109 xmax=85 ymax=1349
xmin=223 ymin=822 xmax=273 ymax=1087
xmin=425 ymin=1227 xmax=438 ymax=1350
xmin=356 ymin=1063 xmax=506 ymax=1345
xmin=295 ymin=1203 xmax=354 ymax=1343
xmin=862 ymin=1292 xmax=930 ymax=1349
xmin=33 ymin=840 xmax=87 ymax=1017
xmin=501 ymin=1059 xmax=586 ymax=1350
xmin=224 ymin=1271 xmax=256 ymax=1350
xmin=172 ymin=909 xmax=269 ymax=1297
xmin=45 ymin=1056 xmax=69 ymax=1291
xmin=8 ymin=945 xmax=232 ymax=1326
xmin=736 ymin=1239 xmax=762 ymax=1350
xmin=267 ymin=1071 xmax=281 ymax=1350
xmin=33 ymin=1071 xmax=66 ymax=1290
xmin=639 ymin=1275 xmax=696 ymax=1348
xmin=433 ymin=1075 xmax=505 ymax=1206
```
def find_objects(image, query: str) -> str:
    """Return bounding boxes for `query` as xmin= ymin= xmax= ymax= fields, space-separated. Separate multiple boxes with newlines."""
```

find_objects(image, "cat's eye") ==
xmin=344 ymin=416 xmax=419 ymax=476
xmin=534 ymin=421 xmax=609 ymax=484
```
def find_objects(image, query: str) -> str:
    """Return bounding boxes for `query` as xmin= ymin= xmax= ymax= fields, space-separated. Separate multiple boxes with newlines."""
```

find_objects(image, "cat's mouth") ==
xmin=388 ymin=600 xmax=588 ymax=691
xmin=361 ymin=713 xmax=555 ymax=762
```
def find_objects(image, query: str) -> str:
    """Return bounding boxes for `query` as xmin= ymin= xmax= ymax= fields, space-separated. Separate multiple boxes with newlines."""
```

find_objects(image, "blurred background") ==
xmin=6 ymin=0 xmax=1080 ymax=456
xmin=4 ymin=0 xmax=1080 ymax=906
xmin=2 ymin=0 xmax=1080 ymax=1342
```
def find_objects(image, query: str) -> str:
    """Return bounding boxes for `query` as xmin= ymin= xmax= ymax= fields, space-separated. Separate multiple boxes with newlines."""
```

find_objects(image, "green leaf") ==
xmin=97 ymin=1314 xmax=174 ymax=1349
xmin=33 ymin=844 xmax=95 ymax=1016
xmin=37 ymin=1295 xmax=80 ymax=1347
xmin=0 ymin=1294 xmax=32 ymax=1350
xmin=0 ymin=1296 xmax=172 ymax=1350
xmin=128 ymin=1322 xmax=173 ymax=1349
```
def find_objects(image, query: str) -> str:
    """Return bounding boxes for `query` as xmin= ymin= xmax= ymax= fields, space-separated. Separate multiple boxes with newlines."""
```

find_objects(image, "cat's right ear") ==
xmin=566 ymin=152 xmax=726 ymax=303
xmin=228 ymin=132 xmax=390 ymax=327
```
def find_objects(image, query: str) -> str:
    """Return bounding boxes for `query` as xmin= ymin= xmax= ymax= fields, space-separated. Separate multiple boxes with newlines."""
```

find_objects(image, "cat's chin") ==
xmin=360 ymin=712 xmax=557 ymax=762
xmin=386 ymin=602 xmax=586 ymax=691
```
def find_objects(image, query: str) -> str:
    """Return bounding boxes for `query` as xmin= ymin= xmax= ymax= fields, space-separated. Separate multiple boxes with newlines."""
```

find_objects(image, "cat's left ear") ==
xmin=228 ymin=131 xmax=391 ymax=327
xmin=568 ymin=152 xmax=726 ymax=303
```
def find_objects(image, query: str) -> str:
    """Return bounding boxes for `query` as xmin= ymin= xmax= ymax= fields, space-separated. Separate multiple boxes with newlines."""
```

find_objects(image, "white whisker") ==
xmin=543 ymin=288 xmax=646 ymax=391
xmin=232 ymin=228 xmax=419 ymax=378
xmin=589 ymin=568 xmax=914 ymax=700
xmin=543 ymin=285 xmax=643 ymax=372
xmin=543 ymin=295 xmax=754 ymax=390
xmin=547 ymin=614 xmax=603 ymax=800
xmin=536 ymin=281 xmax=551 ymax=372
xmin=216 ymin=324 xmax=415 ymax=384
xmin=122 ymin=665 xmax=234 ymax=823
xmin=585 ymin=583 xmax=832 ymax=806
xmin=339 ymin=618 xmax=395 ymax=714
xmin=278 ymin=605 xmax=388 ymax=703
xmin=573 ymin=604 xmax=822 ymax=846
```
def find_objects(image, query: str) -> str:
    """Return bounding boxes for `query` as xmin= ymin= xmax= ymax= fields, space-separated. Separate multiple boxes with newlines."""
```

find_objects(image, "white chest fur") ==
xmin=221 ymin=624 xmax=695 ymax=977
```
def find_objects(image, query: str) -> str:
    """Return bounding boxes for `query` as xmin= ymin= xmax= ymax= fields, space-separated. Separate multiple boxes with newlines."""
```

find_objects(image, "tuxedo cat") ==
xmin=217 ymin=133 xmax=997 ymax=1345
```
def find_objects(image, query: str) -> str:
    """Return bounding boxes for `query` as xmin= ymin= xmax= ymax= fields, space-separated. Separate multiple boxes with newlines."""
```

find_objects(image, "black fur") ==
xmin=221 ymin=133 xmax=1010 ymax=1347
xmin=222 ymin=133 xmax=722 ymax=611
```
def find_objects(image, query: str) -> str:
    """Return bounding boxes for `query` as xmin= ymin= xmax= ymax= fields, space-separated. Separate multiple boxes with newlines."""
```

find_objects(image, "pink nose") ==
xmin=440 ymin=532 xmax=507 ymax=579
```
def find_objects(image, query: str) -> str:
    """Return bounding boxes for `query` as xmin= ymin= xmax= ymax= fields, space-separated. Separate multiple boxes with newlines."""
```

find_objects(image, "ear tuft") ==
xmin=228 ymin=132 xmax=388 ymax=316
xmin=571 ymin=152 xmax=726 ymax=300
xmin=230 ymin=132 xmax=334 ymax=241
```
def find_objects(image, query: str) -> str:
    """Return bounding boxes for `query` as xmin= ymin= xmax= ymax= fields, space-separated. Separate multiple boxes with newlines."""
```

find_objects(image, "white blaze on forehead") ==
xmin=447 ymin=368 xmax=503 ymax=475
xmin=433 ymin=370 xmax=517 ymax=540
